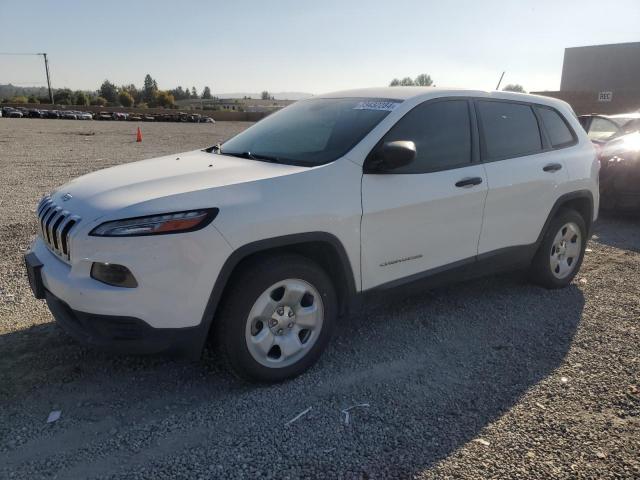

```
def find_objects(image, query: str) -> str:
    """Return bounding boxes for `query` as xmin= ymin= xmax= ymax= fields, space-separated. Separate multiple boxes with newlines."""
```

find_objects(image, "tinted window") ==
xmin=377 ymin=100 xmax=471 ymax=173
xmin=221 ymin=98 xmax=395 ymax=166
xmin=588 ymin=117 xmax=620 ymax=142
xmin=538 ymin=107 xmax=575 ymax=147
xmin=478 ymin=101 xmax=542 ymax=160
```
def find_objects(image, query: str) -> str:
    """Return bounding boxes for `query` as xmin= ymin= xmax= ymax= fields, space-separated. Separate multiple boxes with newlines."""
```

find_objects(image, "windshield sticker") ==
xmin=353 ymin=101 xmax=401 ymax=112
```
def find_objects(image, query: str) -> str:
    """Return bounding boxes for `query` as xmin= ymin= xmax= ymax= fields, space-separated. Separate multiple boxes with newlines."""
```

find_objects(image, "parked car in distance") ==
xmin=579 ymin=112 xmax=640 ymax=144
xmin=200 ymin=116 xmax=215 ymax=124
xmin=77 ymin=111 xmax=93 ymax=120
xmin=97 ymin=111 xmax=113 ymax=120
xmin=598 ymin=131 xmax=640 ymax=211
xmin=2 ymin=107 xmax=23 ymax=118
xmin=59 ymin=111 xmax=78 ymax=120
xmin=25 ymin=88 xmax=599 ymax=383
xmin=43 ymin=110 xmax=60 ymax=119
xmin=27 ymin=109 xmax=44 ymax=118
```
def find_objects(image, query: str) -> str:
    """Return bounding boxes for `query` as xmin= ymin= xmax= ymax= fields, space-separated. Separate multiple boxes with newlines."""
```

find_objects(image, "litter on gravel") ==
xmin=46 ymin=410 xmax=61 ymax=423
xmin=285 ymin=406 xmax=312 ymax=426
xmin=473 ymin=438 xmax=490 ymax=447
xmin=341 ymin=403 xmax=370 ymax=426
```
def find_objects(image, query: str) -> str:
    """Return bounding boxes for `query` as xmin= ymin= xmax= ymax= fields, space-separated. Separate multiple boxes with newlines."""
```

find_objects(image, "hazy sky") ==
xmin=1 ymin=0 xmax=638 ymax=95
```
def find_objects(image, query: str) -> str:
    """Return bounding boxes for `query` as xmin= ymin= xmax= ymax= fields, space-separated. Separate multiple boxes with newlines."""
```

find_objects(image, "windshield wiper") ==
xmin=222 ymin=151 xmax=285 ymax=164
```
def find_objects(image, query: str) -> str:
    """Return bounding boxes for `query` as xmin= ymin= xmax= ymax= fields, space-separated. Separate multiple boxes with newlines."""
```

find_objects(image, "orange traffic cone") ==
xmin=136 ymin=127 xmax=143 ymax=143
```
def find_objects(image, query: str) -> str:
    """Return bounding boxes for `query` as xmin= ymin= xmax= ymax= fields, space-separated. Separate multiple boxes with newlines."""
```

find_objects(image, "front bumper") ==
xmin=44 ymin=289 xmax=203 ymax=356
xmin=25 ymin=250 xmax=205 ymax=356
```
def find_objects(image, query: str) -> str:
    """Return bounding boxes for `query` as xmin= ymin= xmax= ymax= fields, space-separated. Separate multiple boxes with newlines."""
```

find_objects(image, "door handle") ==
xmin=543 ymin=163 xmax=563 ymax=172
xmin=455 ymin=177 xmax=483 ymax=188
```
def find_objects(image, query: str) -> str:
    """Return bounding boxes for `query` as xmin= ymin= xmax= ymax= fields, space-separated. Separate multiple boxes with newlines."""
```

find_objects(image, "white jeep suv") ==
xmin=25 ymin=88 xmax=599 ymax=382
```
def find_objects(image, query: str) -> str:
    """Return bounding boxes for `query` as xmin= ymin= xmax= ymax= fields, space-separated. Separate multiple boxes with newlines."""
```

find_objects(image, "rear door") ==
xmin=476 ymin=100 xmax=571 ymax=255
xmin=360 ymin=98 xmax=488 ymax=290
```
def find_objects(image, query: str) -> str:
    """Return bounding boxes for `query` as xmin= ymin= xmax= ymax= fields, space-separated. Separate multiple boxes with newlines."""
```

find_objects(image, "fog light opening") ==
xmin=90 ymin=262 xmax=138 ymax=288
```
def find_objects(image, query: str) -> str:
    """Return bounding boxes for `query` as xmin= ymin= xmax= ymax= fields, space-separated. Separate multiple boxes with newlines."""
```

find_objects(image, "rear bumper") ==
xmin=45 ymin=290 xmax=204 ymax=357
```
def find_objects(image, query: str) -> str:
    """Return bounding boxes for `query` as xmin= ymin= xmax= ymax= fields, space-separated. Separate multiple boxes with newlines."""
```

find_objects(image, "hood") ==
xmin=50 ymin=149 xmax=309 ymax=222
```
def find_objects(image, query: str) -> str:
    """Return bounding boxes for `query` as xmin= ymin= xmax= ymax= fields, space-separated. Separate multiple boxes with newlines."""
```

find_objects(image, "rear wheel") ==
xmin=529 ymin=209 xmax=587 ymax=289
xmin=215 ymin=254 xmax=337 ymax=383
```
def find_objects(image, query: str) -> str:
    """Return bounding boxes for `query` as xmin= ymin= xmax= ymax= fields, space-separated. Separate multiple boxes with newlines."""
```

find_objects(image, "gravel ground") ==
xmin=1 ymin=118 xmax=639 ymax=479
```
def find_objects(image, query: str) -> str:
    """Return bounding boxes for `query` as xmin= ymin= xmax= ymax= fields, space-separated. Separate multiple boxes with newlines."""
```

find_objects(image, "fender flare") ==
xmin=535 ymin=189 xmax=595 ymax=247
xmin=191 ymin=232 xmax=357 ymax=355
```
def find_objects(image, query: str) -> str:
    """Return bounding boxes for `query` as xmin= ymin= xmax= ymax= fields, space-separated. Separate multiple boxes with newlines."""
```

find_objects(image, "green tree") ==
xmin=143 ymin=74 xmax=158 ymax=103
xmin=118 ymin=90 xmax=134 ymax=107
xmin=10 ymin=95 xmax=28 ymax=104
xmin=389 ymin=78 xmax=401 ymax=86
xmin=191 ymin=86 xmax=198 ymax=98
xmin=27 ymin=95 xmax=40 ymax=104
xmin=121 ymin=84 xmax=140 ymax=103
xmin=99 ymin=80 xmax=119 ymax=103
xmin=400 ymin=77 xmax=415 ymax=86
xmin=53 ymin=89 xmax=74 ymax=105
xmin=91 ymin=96 xmax=108 ymax=106
xmin=74 ymin=91 xmax=89 ymax=106
xmin=155 ymin=91 xmax=175 ymax=108
xmin=202 ymin=86 xmax=212 ymax=99
xmin=261 ymin=90 xmax=271 ymax=100
xmin=503 ymin=84 xmax=526 ymax=93
xmin=414 ymin=74 xmax=433 ymax=86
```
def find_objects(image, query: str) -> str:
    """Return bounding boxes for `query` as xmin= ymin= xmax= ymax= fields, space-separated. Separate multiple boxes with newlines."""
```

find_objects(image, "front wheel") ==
xmin=529 ymin=208 xmax=587 ymax=289
xmin=215 ymin=254 xmax=337 ymax=383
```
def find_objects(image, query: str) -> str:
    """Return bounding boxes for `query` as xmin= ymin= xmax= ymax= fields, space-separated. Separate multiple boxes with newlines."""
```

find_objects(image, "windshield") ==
xmin=219 ymin=98 xmax=399 ymax=166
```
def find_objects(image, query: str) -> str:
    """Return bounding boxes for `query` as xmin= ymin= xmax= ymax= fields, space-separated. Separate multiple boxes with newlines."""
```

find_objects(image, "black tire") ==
xmin=215 ymin=254 xmax=337 ymax=383
xmin=529 ymin=208 xmax=587 ymax=289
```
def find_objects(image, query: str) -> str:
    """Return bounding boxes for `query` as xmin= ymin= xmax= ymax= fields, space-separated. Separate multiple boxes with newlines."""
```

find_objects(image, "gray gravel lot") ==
xmin=1 ymin=118 xmax=639 ymax=479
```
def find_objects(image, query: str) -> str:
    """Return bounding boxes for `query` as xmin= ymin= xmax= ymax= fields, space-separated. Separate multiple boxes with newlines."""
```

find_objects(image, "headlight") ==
xmin=90 ymin=209 xmax=218 ymax=237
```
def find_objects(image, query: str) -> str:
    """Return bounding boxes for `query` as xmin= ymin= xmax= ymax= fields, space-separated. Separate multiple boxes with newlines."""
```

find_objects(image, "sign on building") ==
xmin=598 ymin=91 xmax=613 ymax=102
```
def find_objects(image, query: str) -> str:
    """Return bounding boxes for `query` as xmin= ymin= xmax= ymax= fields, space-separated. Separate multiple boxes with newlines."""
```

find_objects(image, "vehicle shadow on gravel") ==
xmin=592 ymin=212 xmax=640 ymax=253
xmin=0 ymin=273 xmax=585 ymax=478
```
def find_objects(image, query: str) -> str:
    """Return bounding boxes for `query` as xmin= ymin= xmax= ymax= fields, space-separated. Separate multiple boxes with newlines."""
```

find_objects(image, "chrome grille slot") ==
xmin=36 ymin=195 xmax=81 ymax=262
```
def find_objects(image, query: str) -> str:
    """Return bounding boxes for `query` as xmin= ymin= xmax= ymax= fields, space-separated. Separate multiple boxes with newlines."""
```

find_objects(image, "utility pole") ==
xmin=495 ymin=71 xmax=505 ymax=91
xmin=39 ymin=53 xmax=53 ymax=104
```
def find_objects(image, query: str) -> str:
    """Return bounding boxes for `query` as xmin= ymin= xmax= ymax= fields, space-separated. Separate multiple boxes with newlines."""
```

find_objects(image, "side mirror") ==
xmin=367 ymin=140 xmax=416 ymax=172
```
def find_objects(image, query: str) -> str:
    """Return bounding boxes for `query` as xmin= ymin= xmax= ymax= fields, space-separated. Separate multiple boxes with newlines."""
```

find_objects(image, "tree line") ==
xmin=388 ymin=74 xmax=526 ymax=93
xmin=0 ymin=74 xmax=215 ymax=108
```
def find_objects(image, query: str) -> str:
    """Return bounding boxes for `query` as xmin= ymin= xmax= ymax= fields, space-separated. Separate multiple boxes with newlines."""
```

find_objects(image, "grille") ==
xmin=36 ymin=196 xmax=81 ymax=262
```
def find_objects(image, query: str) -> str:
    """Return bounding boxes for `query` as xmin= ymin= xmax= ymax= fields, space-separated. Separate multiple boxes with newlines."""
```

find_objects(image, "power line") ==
xmin=0 ymin=52 xmax=53 ymax=103
xmin=0 ymin=52 xmax=42 ymax=56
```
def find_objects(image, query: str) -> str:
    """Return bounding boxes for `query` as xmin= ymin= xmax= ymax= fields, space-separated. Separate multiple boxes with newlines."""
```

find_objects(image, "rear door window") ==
xmin=477 ymin=101 xmax=542 ymax=160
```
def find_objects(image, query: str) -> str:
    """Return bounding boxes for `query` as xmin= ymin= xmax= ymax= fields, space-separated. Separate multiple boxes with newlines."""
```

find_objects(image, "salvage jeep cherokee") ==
xmin=25 ymin=88 xmax=599 ymax=382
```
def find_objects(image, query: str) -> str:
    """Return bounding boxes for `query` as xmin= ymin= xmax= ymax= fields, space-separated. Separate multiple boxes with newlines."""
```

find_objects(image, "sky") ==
xmin=0 ymin=0 xmax=639 ymax=96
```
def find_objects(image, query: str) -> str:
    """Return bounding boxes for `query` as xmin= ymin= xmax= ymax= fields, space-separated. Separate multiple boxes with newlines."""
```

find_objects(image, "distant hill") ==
xmin=216 ymin=92 xmax=313 ymax=100
xmin=0 ymin=84 xmax=313 ymax=101
xmin=0 ymin=84 xmax=51 ymax=99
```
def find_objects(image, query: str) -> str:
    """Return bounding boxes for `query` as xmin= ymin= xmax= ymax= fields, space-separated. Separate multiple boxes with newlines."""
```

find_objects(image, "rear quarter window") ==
xmin=537 ymin=107 xmax=576 ymax=148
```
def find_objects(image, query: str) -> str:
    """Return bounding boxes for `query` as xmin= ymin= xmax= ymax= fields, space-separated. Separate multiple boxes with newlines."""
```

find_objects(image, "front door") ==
xmin=361 ymin=99 xmax=488 ymax=290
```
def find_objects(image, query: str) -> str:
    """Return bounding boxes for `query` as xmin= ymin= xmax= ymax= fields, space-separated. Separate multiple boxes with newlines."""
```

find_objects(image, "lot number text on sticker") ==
xmin=353 ymin=101 xmax=401 ymax=111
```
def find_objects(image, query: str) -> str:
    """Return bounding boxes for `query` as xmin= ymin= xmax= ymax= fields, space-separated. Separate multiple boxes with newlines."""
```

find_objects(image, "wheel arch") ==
xmin=537 ymin=190 xmax=595 ymax=246
xmin=194 ymin=232 xmax=357 ymax=351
